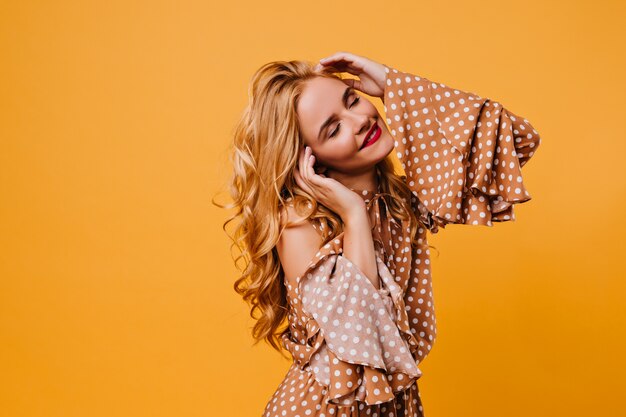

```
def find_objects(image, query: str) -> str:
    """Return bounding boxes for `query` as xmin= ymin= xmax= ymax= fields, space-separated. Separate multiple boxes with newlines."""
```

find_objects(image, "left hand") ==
xmin=314 ymin=51 xmax=387 ymax=98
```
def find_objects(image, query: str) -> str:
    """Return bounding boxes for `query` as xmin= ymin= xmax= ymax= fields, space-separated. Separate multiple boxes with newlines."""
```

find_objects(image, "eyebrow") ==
xmin=317 ymin=86 xmax=354 ymax=141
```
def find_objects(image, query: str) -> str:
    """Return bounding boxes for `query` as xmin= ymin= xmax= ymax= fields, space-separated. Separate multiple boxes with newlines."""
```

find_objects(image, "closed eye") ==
xmin=329 ymin=96 xmax=361 ymax=138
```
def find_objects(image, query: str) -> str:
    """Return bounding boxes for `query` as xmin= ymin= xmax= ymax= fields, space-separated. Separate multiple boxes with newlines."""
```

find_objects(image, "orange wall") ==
xmin=1 ymin=1 xmax=625 ymax=416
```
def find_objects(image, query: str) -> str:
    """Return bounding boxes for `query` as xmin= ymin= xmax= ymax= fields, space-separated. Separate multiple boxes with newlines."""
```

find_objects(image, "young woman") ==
xmin=223 ymin=51 xmax=541 ymax=417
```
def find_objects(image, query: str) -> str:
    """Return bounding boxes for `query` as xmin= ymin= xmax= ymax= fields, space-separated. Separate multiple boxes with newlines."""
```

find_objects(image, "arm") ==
xmin=278 ymin=206 xmax=421 ymax=407
xmin=276 ymin=204 xmax=323 ymax=287
xmin=382 ymin=64 xmax=542 ymax=231
xmin=314 ymin=52 xmax=541 ymax=232
xmin=342 ymin=207 xmax=379 ymax=290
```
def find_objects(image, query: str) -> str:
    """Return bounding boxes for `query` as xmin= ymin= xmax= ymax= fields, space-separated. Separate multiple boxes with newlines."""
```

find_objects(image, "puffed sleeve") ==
xmin=291 ymin=237 xmax=423 ymax=406
xmin=382 ymin=64 xmax=542 ymax=233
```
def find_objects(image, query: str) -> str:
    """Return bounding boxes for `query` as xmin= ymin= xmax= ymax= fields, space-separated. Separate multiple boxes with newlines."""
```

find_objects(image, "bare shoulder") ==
xmin=277 ymin=203 xmax=323 ymax=289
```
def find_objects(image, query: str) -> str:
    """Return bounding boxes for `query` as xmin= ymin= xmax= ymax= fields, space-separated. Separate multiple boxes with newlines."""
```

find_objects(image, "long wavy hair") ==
xmin=214 ymin=60 xmax=437 ymax=358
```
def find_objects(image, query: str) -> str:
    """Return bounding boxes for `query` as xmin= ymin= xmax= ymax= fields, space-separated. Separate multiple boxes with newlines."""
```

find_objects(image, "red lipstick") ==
xmin=360 ymin=123 xmax=381 ymax=150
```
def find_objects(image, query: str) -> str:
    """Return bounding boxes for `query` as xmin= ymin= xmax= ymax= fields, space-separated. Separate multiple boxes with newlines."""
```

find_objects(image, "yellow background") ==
xmin=1 ymin=1 xmax=625 ymax=416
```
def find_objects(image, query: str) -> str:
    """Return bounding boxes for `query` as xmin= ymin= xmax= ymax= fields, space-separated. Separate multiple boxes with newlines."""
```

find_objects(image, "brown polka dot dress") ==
xmin=262 ymin=64 xmax=541 ymax=417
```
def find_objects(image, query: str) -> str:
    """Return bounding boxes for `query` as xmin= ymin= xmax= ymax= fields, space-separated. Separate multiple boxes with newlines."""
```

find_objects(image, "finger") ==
xmin=299 ymin=148 xmax=316 ymax=189
xmin=304 ymin=148 xmax=317 ymax=183
xmin=324 ymin=62 xmax=365 ymax=79
xmin=340 ymin=77 xmax=363 ymax=93
xmin=319 ymin=52 xmax=365 ymax=75
xmin=318 ymin=52 xmax=353 ymax=70
xmin=294 ymin=167 xmax=315 ymax=197
xmin=304 ymin=150 xmax=317 ymax=178
xmin=306 ymin=153 xmax=316 ymax=182
xmin=319 ymin=51 xmax=355 ymax=65
xmin=305 ymin=153 xmax=324 ymax=188
xmin=300 ymin=147 xmax=310 ymax=183
xmin=298 ymin=146 xmax=308 ymax=179
xmin=293 ymin=167 xmax=306 ymax=191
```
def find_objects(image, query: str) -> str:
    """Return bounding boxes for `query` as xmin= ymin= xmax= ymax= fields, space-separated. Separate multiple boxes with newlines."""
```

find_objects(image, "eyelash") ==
xmin=329 ymin=96 xmax=361 ymax=138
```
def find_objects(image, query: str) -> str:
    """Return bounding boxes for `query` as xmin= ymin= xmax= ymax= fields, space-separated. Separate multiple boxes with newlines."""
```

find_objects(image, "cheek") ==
xmin=374 ymin=131 xmax=396 ymax=160
xmin=384 ymin=136 xmax=396 ymax=155
xmin=382 ymin=128 xmax=395 ymax=147
xmin=384 ymin=129 xmax=395 ymax=146
xmin=325 ymin=136 xmax=355 ymax=154
xmin=320 ymin=148 xmax=352 ymax=165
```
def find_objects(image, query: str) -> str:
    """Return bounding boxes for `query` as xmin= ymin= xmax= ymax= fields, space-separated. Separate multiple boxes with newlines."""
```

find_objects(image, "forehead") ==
xmin=297 ymin=76 xmax=348 ymax=124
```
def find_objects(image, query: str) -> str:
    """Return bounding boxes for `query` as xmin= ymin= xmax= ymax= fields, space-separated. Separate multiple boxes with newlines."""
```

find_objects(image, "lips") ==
xmin=360 ymin=123 xmax=381 ymax=150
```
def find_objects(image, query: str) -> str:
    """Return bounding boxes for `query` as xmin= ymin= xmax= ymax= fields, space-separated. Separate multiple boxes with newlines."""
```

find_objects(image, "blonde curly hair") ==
xmin=214 ymin=60 xmax=435 ymax=357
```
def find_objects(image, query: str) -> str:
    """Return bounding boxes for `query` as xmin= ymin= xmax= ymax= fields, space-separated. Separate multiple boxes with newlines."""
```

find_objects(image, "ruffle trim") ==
xmin=382 ymin=64 xmax=541 ymax=233
xmin=289 ymin=235 xmax=422 ymax=406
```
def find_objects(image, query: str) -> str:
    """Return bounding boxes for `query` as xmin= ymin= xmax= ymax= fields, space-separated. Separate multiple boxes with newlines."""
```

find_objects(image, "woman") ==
xmin=223 ymin=51 xmax=541 ymax=416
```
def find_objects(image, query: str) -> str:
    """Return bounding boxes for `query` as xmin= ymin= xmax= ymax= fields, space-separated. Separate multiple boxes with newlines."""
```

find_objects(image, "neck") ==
xmin=327 ymin=167 xmax=379 ymax=192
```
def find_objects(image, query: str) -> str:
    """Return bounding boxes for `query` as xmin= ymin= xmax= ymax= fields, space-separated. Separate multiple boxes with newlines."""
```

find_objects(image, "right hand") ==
xmin=293 ymin=146 xmax=366 ymax=220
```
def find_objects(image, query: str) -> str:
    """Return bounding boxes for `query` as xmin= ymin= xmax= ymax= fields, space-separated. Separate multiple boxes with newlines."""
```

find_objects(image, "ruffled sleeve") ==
xmin=290 ymin=236 xmax=422 ymax=406
xmin=382 ymin=64 xmax=542 ymax=233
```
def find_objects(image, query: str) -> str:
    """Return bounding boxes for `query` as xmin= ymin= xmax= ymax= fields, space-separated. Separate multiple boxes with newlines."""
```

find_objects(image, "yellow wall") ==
xmin=1 ymin=1 xmax=625 ymax=416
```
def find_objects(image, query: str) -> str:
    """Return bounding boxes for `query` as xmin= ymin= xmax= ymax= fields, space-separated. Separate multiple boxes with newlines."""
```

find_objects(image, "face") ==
xmin=296 ymin=76 xmax=394 ymax=176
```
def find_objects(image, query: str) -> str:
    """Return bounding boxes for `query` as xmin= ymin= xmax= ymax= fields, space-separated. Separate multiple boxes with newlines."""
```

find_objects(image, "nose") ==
xmin=352 ymin=112 xmax=370 ymax=136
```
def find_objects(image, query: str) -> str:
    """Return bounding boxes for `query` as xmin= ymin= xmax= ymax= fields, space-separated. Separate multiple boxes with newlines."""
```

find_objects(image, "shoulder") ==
xmin=279 ymin=201 xmax=309 ymax=227
xmin=277 ymin=202 xmax=323 ymax=287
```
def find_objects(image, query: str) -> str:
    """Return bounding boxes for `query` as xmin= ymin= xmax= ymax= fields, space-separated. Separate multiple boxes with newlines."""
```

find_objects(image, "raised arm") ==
xmin=382 ymin=64 xmax=542 ymax=232
xmin=315 ymin=52 xmax=542 ymax=233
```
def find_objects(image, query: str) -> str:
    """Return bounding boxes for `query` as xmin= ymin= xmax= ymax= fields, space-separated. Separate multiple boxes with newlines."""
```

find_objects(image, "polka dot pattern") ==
xmin=263 ymin=361 xmax=425 ymax=417
xmin=382 ymin=64 xmax=541 ymax=232
xmin=264 ymin=64 xmax=541 ymax=416
xmin=300 ymin=248 xmax=421 ymax=405
xmin=270 ymin=192 xmax=434 ymax=416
